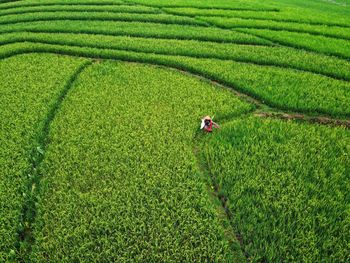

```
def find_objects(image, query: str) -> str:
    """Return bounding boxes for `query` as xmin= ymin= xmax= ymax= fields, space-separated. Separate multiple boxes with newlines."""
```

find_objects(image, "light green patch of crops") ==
xmin=201 ymin=117 xmax=350 ymax=261
xmin=31 ymin=61 xmax=252 ymax=261
xmin=0 ymin=32 xmax=349 ymax=81
xmin=0 ymin=20 xmax=272 ymax=45
xmin=237 ymin=28 xmax=350 ymax=59
xmin=1 ymin=42 xmax=349 ymax=117
xmin=0 ymin=53 xmax=88 ymax=262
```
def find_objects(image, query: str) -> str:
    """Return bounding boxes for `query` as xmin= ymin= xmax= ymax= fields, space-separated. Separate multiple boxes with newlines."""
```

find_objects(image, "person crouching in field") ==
xmin=200 ymin=116 xmax=219 ymax=132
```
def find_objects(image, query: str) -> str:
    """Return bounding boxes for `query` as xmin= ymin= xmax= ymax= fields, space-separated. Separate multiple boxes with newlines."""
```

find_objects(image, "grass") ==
xmin=201 ymin=116 xmax=350 ymax=261
xmin=0 ymin=53 xmax=87 ymax=262
xmin=30 ymin=61 xmax=252 ymax=262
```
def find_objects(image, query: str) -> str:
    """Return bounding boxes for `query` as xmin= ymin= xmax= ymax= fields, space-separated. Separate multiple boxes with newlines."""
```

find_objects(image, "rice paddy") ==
xmin=0 ymin=0 xmax=349 ymax=261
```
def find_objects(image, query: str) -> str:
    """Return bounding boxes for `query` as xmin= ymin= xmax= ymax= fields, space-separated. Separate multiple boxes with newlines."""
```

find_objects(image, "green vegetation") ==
xmin=0 ymin=20 xmax=271 ymax=45
xmin=163 ymin=7 xmax=350 ymax=27
xmin=1 ymin=41 xmax=349 ymax=117
xmin=31 ymin=61 xmax=251 ymax=261
xmin=0 ymin=4 xmax=160 ymax=16
xmin=1 ymin=32 xmax=350 ymax=81
xmin=198 ymin=16 xmax=350 ymax=40
xmin=201 ymin=117 xmax=350 ymax=261
xmin=1 ymin=0 xmax=349 ymax=261
xmin=237 ymin=28 xmax=350 ymax=59
xmin=0 ymin=53 xmax=87 ymax=262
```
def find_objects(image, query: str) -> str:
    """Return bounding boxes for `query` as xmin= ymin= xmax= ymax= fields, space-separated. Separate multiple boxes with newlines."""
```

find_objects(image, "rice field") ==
xmin=0 ymin=0 xmax=349 ymax=262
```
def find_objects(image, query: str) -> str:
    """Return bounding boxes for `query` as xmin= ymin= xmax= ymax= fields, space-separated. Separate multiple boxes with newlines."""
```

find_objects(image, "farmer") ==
xmin=200 ymin=116 xmax=220 ymax=132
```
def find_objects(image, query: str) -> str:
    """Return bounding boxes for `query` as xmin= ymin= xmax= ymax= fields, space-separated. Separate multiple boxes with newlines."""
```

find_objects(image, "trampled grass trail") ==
xmin=30 ymin=60 xmax=252 ymax=261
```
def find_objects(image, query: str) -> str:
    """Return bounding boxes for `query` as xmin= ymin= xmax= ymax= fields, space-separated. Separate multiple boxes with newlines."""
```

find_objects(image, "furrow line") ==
xmin=16 ymin=60 xmax=93 ymax=261
xmin=254 ymin=111 xmax=350 ymax=129
xmin=0 ymin=37 xmax=347 ymax=82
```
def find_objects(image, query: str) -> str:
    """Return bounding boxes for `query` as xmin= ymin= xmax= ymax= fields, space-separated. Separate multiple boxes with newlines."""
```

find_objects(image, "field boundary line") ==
xmin=1 ymin=48 xmax=350 ymax=122
xmin=16 ymin=59 xmax=93 ymax=261
xmin=0 ymin=36 xmax=348 ymax=82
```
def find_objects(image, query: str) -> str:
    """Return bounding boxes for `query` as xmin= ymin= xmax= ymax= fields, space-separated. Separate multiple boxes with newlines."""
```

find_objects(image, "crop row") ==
xmin=0 ymin=10 xmax=208 ymax=26
xmin=236 ymin=28 xmax=350 ymax=60
xmin=125 ymin=0 xmax=278 ymax=11
xmin=1 ymin=41 xmax=350 ymax=117
xmin=1 ymin=31 xmax=348 ymax=82
xmin=198 ymin=16 xmax=350 ymax=41
xmin=0 ymin=53 xmax=87 ymax=262
xmin=162 ymin=7 xmax=350 ymax=28
xmin=0 ymin=0 xmax=125 ymax=11
xmin=2 ymin=3 xmax=348 ymax=43
xmin=0 ymin=4 xmax=161 ymax=16
xmin=30 ymin=61 xmax=252 ymax=261
xmin=0 ymin=20 xmax=272 ymax=45
xmin=0 ymin=0 xmax=278 ymax=12
xmin=201 ymin=116 xmax=350 ymax=261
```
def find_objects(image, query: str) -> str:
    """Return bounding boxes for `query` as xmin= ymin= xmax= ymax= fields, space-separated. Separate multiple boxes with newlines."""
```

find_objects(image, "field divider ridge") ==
xmin=16 ymin=59 xmax=93 ymax=261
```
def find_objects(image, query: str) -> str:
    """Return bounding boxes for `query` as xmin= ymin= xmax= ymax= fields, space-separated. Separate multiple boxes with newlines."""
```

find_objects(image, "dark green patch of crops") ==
xmin=0 ymin=53 xmax=87 ymax=261
xmin=201 ymin=117 xmax=350 ymax=261
xmin=31 ymin=61 xmax=252 ymax=261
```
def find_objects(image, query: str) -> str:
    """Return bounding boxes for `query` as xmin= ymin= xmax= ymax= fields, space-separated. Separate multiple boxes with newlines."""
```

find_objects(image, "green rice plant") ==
xmin=0 ymin=53 xmax=88 ymax=262
xmin=0 ymin=32 xmax=349 ymax=81
xmin=0 ymin=4 xmax=160 ymax=16
xmin=197 ymin=16 xmax=350 ymax=40
xmin=0 ymin=20 xmax=272 ymax=45
xmin=1 ymin=41 xmax=349 ymax=117
xmin=163 ymin=7 xmax=350 ymax=27
xmin=0 ymin=0 xmax=125 ymax=10
xmin=201 ymin=116 xmax=350 ymax=261
xmin=31 ymin=61 xmax=252 ymax=261
xmin=0 ymin=10 xmax=207 ymax=26
xmin=124 ymin=0 xmax=278 ymax=10
xmin=236 ymin=28 xmax=350 ymax=60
